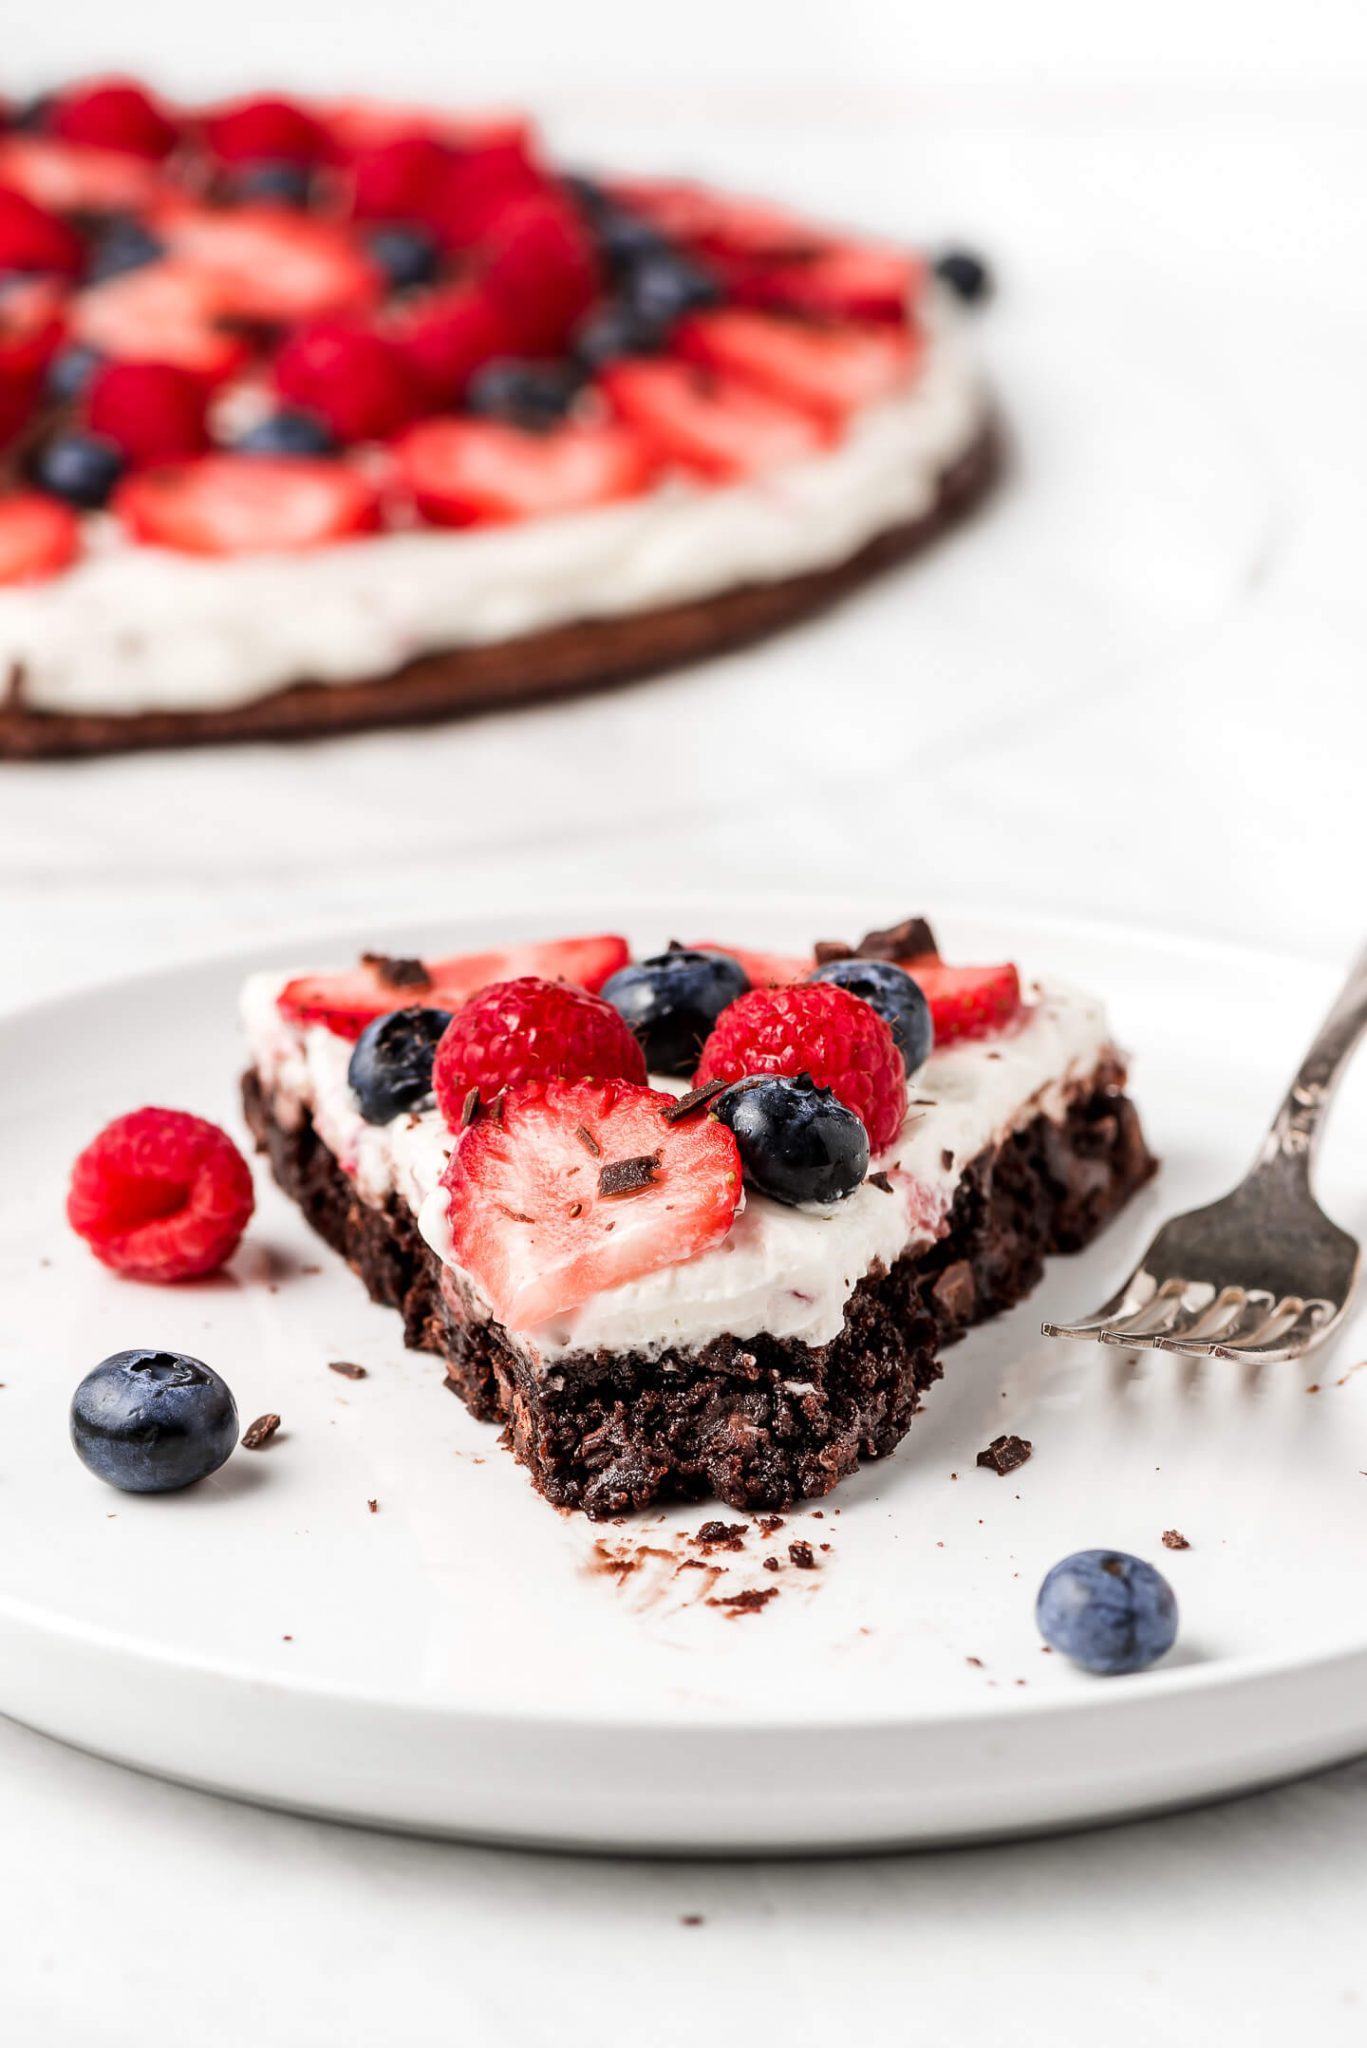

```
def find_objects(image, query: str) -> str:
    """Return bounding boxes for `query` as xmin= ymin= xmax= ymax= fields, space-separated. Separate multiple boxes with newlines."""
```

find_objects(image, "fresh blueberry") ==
xmin=622 ymin=250 xmax=721 ymax=325
xmin=365 ymin=223 xmax=441 ymax=291
xmin=465 ymin=357 xmax=584 ymax=432
xmin=28 ymin=432 xmax=125 ymax=509
xmin=595 ymin=206 xmax=671 ymax=274
xmin=571 ymin=299 xmax=666 ymax=370
xmin=809 ymin=957 xmax=933 ymax=1074
xmin=1036 ymin=1550 xmax=1178 ymax=1675
xmin=348 ymin=1006 xmax=453 ymax=1124
xmin=934 ymin=248 xmax=994 ymax=305
xmin=715 ymin=1073 xmax=869 ymax=1207
xmin=561 ymin=173 xmax=610 ymax=220
xmin=70 ymin=1350 xmax=239 ymax=1495
xmin=601 ymin=949 xmax=749 ymax=1077
xmin=87 ymin=216 xmax=164 ymax=283
xmin=228 ymin=159 xmax=314 ymax=207
xmin=232 ymin=408 xmax=336 ymax=457
xmin=44 ymin=343 xmax=104 ymax=403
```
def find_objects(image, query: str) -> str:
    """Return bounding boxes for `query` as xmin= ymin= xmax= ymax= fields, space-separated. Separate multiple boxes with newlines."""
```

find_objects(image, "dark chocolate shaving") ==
xmin=867 ymin=1170 xmax=894 ymax=1194
xmin=813 ymin=939 xmax=855 ymax=965
xmin=361 ymin=952 xmax=432 ymax=991
xmin=941 ymin=1148 xmax=955 ymax=1173
xmin=574 ymin=1124 xmax=602 ymax=1157
xmin=854 ymin=914 xmax=938 ymax=962
xmin=328 ymin=1360 xmax=367 ymax=1380
xmin=976 ymin=1433 xmax=1033 ymax=1475
xmin=459 ymin=1085 xmax=480 ymax=1129
xmin=241 ymin=1412 xmax=281 ymax=1450
xmin=660 ymin=1077 xmax=730 ymax=1123
xmin=598 ymin=1151 xmax=661 ymax=1198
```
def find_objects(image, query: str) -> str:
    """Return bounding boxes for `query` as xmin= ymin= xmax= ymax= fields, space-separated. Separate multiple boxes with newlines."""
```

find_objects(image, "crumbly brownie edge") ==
xmin=241 ymin=1057 xmax=1154 ymax=1519
xmin=1 ymin=419 xmax=1001 ymax=760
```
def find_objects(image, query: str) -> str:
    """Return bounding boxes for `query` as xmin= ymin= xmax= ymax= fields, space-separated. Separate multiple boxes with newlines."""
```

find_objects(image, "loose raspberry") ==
xmin=441 ymin=1076 xmax=741 ymax=1327
xmin=67 ymin=1107 xmax=255 ymax=1282
xmin=696 ymin=982 xmax=906 ymax=1153
xmin=49 ymin=78 xmax=181 ymax=161
xmin=86 ymin=360 xmax=209 ymax=466
xmin=202 ymin=94 xmax=327 ymax=165
xmin=273 ymin=317 xmax=419 ymax=441
xmin=0 ymin=187 xmax=84 ymax=277
xmin=432 ymin=976 xmax=647 ymax=1128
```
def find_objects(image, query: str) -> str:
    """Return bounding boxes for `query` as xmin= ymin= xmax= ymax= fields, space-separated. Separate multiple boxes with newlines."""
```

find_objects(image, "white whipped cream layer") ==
xmin=241 ymin=967 xmax=1116 ymax=1365
xmin=5 ymin=307 xmax=985 ymax=717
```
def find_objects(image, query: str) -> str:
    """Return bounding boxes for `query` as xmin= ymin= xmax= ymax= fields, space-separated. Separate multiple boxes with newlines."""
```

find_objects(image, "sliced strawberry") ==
xmin=0 ymin=494 xmax=80 ymax=586
xmin=607 ymin=179 xmax=821 ymax=262
xmin=114 ymin=455 xmax=379 ymax=557
xmin=732 ymin=243 xmax=924 ymax=325
xmin=277 ymin=934 xmax=631 ymax=1040
xmin=86 ymin=360 xmax=209 ymax=466
xmin=0 ymin=278 xmax=67 ymax=440
xmin=434 ymin=139 xmax=551 ymax=249
xmin=201 ymin=94 xmax=328 ymax=165
xmin=0 ymin=187 xmax=84 ymax=277
xmin=48 ymin=77 xmax=181 ymax=160
xmin=480 ymin=194 xmax=601 ymax=353
xmin=394 ymin=416 xmax=656 ymax=527
xmin=440 ymin=1076 xmax=742 ymax=1328
xmin=153 ymin=204 xmax=381 ymax=322
xmin=320 ymin=100 xmax=533 ymax=161
xmin=71 ymin=264 xmax=250 ymax=382
xmin=273 ymin=317 xmax=419 ymax=441
xmin=389 ymin=282 xmax=518 ymax=403
xmin=601 ymin=360 xmax=832 ymax=481
xmin=691 ymin=943 xmax=814 ymax=988
xmin=900 ymin=958 xmax=1023 ymax=1044
xmin=0 ymin=134 xmax=164 ymax=214
xmin=674 ymin=310 xmax=919 ymax=423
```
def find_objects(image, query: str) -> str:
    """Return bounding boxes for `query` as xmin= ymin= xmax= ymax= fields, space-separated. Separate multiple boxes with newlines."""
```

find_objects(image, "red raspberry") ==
xmin=432 ymin=977 xmax=647 ymax=1129
xmin=49 ymin=77 xmax=181 ymax=161
xmin=0 ymin=188 xmax=84 ymax=277
xmin=86 ymin=360 xmax=209 ymax=466
xmin=696 ymin=982 xmax=906 ymax=1152
xmin=273 ymin=318 xmax=420 ymax=442
xmin=349 ymin=134 xmax=455 ymax=227
xmin=67 ymin=1107 xmax=256 ymax=1283
xmin=203 ymin=94 xmax=327 ymax=165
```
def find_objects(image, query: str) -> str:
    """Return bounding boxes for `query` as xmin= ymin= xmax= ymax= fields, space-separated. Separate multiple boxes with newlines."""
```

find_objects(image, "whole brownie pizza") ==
xmin=0 ymin=76 xmax=999 ymax=756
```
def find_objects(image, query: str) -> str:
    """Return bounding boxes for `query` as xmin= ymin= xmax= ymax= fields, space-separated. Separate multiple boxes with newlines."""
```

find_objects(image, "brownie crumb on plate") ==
xmin=976 ymin=1433 xmax=1033 ymax=1475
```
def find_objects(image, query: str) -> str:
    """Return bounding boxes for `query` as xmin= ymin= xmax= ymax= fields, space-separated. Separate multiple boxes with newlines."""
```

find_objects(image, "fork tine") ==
xmin=1096 ymin=1278 xmax=1193 ymax=1347
xmin=1208 ymin=1298 xmax=1334 ymax=1364
xmin=1153 ymin=1290 xmax=1278 ymax=1357
xmin=1041 ymin=1274 xmax=1153 ymax=1341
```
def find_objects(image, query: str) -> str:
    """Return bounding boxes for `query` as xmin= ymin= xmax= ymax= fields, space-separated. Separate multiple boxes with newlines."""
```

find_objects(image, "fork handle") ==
xmin=1255 ymin=942 xmax=1367 ymax=1182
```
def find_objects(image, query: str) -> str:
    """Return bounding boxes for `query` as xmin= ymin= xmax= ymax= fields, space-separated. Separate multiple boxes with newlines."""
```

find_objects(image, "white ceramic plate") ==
xmin=1 ymin=902 xmax=1364 ymax=1852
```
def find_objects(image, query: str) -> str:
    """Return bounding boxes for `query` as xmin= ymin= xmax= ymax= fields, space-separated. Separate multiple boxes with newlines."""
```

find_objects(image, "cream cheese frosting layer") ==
xmin=241 ymin=968 xmax=1115 ymax=1365
xmin=4 ymin=308 xmax=984 ymax=718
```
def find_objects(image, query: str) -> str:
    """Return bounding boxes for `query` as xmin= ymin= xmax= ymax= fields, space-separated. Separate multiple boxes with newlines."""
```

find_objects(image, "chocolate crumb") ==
xmin=300 ymin=1263 xmax=322 ymax=1275
xmin=965 ymin=1656 xmax=984 ymax=1668
xmin=328 ymin=1359 xmax=367 ymax=1380
xmin=977 ymin=1433 xmax=1032 ymax=1476
xmin=940 ymin=1148 xmax=955 ymax=1173
xmin=498 ymin=1205 xmax=535 ymax=1224
xmin=361 ymin=952 xmax=432 ymax=991
xmin=241 ymin=1412 xmax=281 ymax=1450
xmin=1161 ymin=1528 xmax=1191 ymax=1550
xmin=598 ymin=1151 xmax=661 ymax=1198
xmin=695 ymin=1519 xmax=747 ymax=1550
xmin=459 ymin=1085 xmax=480 ymax=1129
xmin=574 ymin=1123 xmax=602 ymax=1157
xmin=661 ymin=1077 xmax=730 ymax=1123
xmin=813 ymin=938 xmax=855 ymax=964
xmin=709 ymin=1586 xmax=778 ymax=1614
xmin=855 ymin=914 xmax=938 ymax=961
xmin=757 ymin=1514 xmax=785 ymax=1535
xmin=367 ymin=1498 xmax=379 ymax=1514
xmin=867 ymin=1170 xmax=894 ymax=1194
xmin=763 ymin=1556 xmax=781 ymax=1572
xmin=680 ymin=1915 xmax=704 ymax=1928
xmin=788 ymin=1539 xmax=817 ymax=1570
xmin=932 ymin=1260 xmax=977 ymax=1323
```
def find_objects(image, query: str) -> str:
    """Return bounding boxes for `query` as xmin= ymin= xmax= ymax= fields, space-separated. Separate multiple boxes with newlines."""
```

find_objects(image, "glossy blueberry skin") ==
xmin=622 ymin=250 xmax=721 ymax=325
xmin=810 ymin=957 xmax=932 ymax=1074
xmin=87 ymin=217 xmax=164 ymax=283
xmin=595 ymin=206 xmax=671 ymax=274
xmin=29 ymin=432 xmax=125 ymax=509
xmin=45 ymin=343 xmax=104 ymax=404
xmin=70 ymin=1350 xmax=239 ymax=1495
xmin=602 ymin=949 xmax=749 ymax=1077
xmin=1036 ymin=1550 xmax=1179 ymax=1675
xmin=229 ymin=159 xmax=314 ymax=206
xmin=571 ymin=300 xmax=666 ymax=370
xmin=348 ymin=1006 xmax=453 ymax=1124
xmin=715 ymin=1073 xmax=869 ymax=1207
xmin=934 ymin=248 xmax=994 ymax=305
xmin=465 ymin=357 xmax=584 ymax=431
xmin=365 ymin=224 xmax=440 ymax=290
xmin=233 ymin=408 xmax=336 ymax=457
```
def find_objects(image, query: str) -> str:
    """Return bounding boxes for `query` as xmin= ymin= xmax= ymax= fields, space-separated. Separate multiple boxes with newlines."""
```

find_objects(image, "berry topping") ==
xmin=45 ymin=342 xmax=104 ymax=403
xmin=154 ymin=206 xmax=381 ymax=323
xmin=714 ymin=1073 xmax=869 ymax=1206
xmin=696 ymin=982 xmax=906 ymax=1154
xmin=66 ymin=1106 xmax=256 ymax=1282
xmin=114 ymin=455 xmax=379 ymax=556
xmin=431 ymin=976 xmax=648 ymax=1127
xmin=391 ymin=282 xmax=517 ymax=403
xmin=27 ymin=431 xmax=125 ymax=509
xmin=934 ymin=248 xmax=993 ymax=305
xmin=571 ymin=299 xmax=665 ymax=370
xmin=0 ymin=134 xmax=164 ymax=214
xmin=433 ymin=137 xmax=550 ymax=248
xmin=0 ymin=186 xmax=84 ymax=276
xmin=1036 ymin=1551 xmax=1179 ymax=1676
xmin=620 ymin=248 xmax=720 ymax=325
xmin=440 ymin=1076 xmax=742 ymax=1326
xmin=86 ymin=359 xmax=209 ymax=466
xmin=601 ymin=360 xmax=831 ymax=480
xmin=675 ymin=309 xmax=918 ymax=423
xmin=349 ymin=133 xmax=458 ymax=228
xmin=394 ymin=415 xmax=654 ymax=527
xmin=600 ymin=949 xmax=749 ymax=1077
xmin=809 ymin=958 xmax=933 ymax=1074
xmin=86 ymin=214 xmax=165 ymax=282
xmin=902 ymin=959 xmax=1023 ymax=1044
xmin=364 ymin=223 xmax=441 ymax=291
xmin=0 ymin=493 xmax=80 ymax=585
xmin=690 ymin=943 xmax=813 ymax=988
xmin=348 ymin=1006 xmax=454 ymax=1124
xmin=227 ymin=160 xmax=315 ymax=208
xmin=73 ymin=263 xmax=250 ymax=381
xmin=70 ymin=1349 xmax=239 ymax=1495
xmin=481 ymin=194 xmax=602 ymax=354
xmin=733 ymin=242 xmax=922 ymax=325
xmin=464 ymin=356 xmax=583 ymax=430
xmin=202 ymin=94 xmax=328 ymax=166
xmin=278 ymin=933 xmax=630 ymax=1039
xmin=232 ymin=408 xmax=336 ymax=457
xmin=273 ymin=317 xmax=418 ymax=441
xmin=49 ymin=77 xmax=180 ymax=161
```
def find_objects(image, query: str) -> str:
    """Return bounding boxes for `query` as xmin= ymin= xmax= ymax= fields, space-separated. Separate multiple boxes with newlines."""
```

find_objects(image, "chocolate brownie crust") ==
xmin=1 ymin=420 xmax=1000 ymax=759
xmin=241 ymin=1055 xmax=1153 ymax=1518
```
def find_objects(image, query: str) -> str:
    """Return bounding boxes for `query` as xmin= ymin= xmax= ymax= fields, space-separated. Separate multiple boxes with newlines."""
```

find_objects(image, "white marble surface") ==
xmin=5 ymin=21 xmax=1367 ymax=2041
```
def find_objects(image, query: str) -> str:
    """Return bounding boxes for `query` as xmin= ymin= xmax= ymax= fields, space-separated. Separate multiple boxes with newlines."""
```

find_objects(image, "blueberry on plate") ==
xmin=70 ymin=1350 xmax=239 ymax=1494
xmin=232 ymin=408 xmax=336 ymax=457
xmin=44 ymin=342 xmax=104 ymax=404
xmin=714 ymin=1073 xmax=869 ymax=1206
xmin=464 ymin=358 xmax=584 ymax=431
xmin=1036 ymin=1549 xmax=1178 ymax=1675
xmin=934 ymin=248 xmax=994 ymax=305
xmin=87 ymin=216 xmax=164 ymax=283
xmin=809 ymin=957 xmax=933 ymax=1074
xmin=229 ymin=159 xmax=314 ymax=207
xmin=348 ymin=1005 xmax=453 ymax=1124
xmin=28 ymin=432 xmax=125 ymax=509
xmin=365 ymin=223 xmax=441 ymax=291
xmin=601 ymin=949 xmax=749 ymax=1077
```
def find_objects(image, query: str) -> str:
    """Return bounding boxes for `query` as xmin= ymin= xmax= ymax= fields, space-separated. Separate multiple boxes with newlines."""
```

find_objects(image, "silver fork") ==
xmin=1042 ymin=944 xmax=1367 ymax=1365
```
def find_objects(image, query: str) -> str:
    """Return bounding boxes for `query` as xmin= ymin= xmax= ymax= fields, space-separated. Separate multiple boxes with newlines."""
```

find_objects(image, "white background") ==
xmin=5 ymin=2 xmax=1367 ymax=2040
